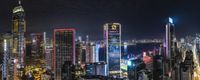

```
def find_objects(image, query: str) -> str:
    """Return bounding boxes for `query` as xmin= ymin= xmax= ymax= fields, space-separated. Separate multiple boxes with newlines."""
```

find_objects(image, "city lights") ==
xmin=0 ymin=0 xmax=200 ymax=80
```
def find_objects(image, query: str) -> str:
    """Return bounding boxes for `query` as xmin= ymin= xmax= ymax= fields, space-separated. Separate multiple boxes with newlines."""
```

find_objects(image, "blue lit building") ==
xmin=2 ymin=33 xmax=11 ymax=80
xmin=85 ymin=62 xmax=107 ymax=77
xmin=104 ymin=23 xmax=121 ymax=77
xmin=98 ymin=41 xmax=106 ymax=62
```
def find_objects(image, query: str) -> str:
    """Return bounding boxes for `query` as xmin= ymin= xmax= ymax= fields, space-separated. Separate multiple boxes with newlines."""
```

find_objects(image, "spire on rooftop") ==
xmin=18 ymin=0 xmax=21 ymax=5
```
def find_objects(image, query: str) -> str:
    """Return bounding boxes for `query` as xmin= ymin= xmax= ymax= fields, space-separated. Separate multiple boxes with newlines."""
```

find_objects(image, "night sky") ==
xmin=0 ymin=0 xmax=200 ymax=40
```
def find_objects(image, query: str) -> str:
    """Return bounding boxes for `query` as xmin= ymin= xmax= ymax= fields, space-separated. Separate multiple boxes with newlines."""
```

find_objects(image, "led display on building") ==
xmin=104 ymin=23 xmax=121 ymax=77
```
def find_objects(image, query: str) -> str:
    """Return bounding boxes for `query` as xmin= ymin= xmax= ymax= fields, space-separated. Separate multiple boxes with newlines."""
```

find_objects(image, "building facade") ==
xmin=85 ymin=42 xmax=96 ymax=63
xmin=104 ymin=23 xmax=121 ymax=77
xmin=165 ymin=18 xmax=176 ymax=79
xmin=45 ymin=38 xmax=54 ymax=69
xmin=54 ymin=28 xmax=75 ymax=80
xmin=85 ymin=62 xmax=107 ymax=77
xmin=2 ymin=33 xmax=12 ymax=80
xmin=98 ymin=41 xmax=106 ymax=62
xmin=31 ymin=33 xmax=44 ymax=63
xmin=12 ymin=1 xmax=26 ymax=79
xmin=75 ymin=39 xmax=83 ymax=64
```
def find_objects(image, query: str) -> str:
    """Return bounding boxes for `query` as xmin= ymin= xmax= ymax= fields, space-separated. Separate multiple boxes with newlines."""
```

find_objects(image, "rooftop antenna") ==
xmin=18 ymin=0 xmax=21 ymax=5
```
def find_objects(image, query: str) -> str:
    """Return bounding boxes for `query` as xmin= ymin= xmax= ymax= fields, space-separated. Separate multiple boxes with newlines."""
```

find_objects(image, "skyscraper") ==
xmin=2 ymin=33 xmax=11 ymax=80
xmin=98 ymin=41 xmax=106 ymax=62
xmin=165 ymin=17 xmax=176 ymax=79
xmin=165 ymin=17 xmax=175 ymax=63
xmin=54 ymin=28 xmax=75 ymax=80
xmin=104 ymin=23 xmax=121 ymax=77
xmin=28 ymin=33 xmax=44 ymax=66
xmin=85 ymin=42 xmax=96 ymax=63
xmin=85 ymin=35 xmax=93 ymax=63
xmin=75 ymin=37 xmax=83 ymax=64
xmin=12 ymin=0 xmax=26 ymax=79
xmin=45 ymin=38 xmax=54 ymax=69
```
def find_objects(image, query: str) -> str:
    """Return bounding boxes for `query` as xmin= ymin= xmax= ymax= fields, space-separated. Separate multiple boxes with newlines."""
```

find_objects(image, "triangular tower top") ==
xmin=13 ymin=0 xmax=24 ymax=13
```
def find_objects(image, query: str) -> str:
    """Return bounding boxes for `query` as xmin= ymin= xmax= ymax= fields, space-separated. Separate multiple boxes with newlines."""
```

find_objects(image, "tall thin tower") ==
xmin=165 ymin=17 xmax=176 ymax=79
xmin=12 ymin=0 xmax=26 ymax=79
xmin=2 ymin=33 xmax=11 ymax=80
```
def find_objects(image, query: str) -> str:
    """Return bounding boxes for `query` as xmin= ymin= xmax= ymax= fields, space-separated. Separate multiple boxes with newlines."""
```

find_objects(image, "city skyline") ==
xmin=1 ymin=0 xmax=200 ymax=40
xmin=1 ymin=0 xmax=200 ymax=80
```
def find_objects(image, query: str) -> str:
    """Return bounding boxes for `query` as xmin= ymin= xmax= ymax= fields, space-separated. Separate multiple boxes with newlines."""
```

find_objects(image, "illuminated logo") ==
xmin=112 ymin=24 xmax=117 ymax=30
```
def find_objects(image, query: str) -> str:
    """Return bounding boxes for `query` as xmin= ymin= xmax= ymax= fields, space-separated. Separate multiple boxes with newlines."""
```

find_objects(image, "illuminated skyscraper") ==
xmin=2 ymin=33 xmax=11 ymax=80
xmin=85 ymin=62 xmax=107 ymax=77
xmin=75 ymin=37 xmax=83 ymax=64
xmin=54 ymin=28 xmax=75 ymax=80
xmin=45 ymin=38 xmax=54 ymax=69
xmin=85 ymin=42 xmax=96 ymax=63
xmin=81 ymin=46 xmax=86 ymax=63
xmin=98 ymin=41 xmax=106 ymax=62
xmin=28 ymin=33 xmax=45 ymax=66
xmin=165 ymin=17 xmax=175 ymax=61
xmin=104 ymin=23 xmax=121 ymax=77
xmin=90 ymin=42 xmax=96 ymax=63
xmin=94 ymin=41 xmax=101 ymax=63
xmin=92 ymin=43 xmax=99 ymax=63
xmin=12 ymin=0 xmax=26 ymax=79
xmin=85 ymin=35 xmax=94 ymax=63
xmin=165 ymin=17 xmax=176 ymax=78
